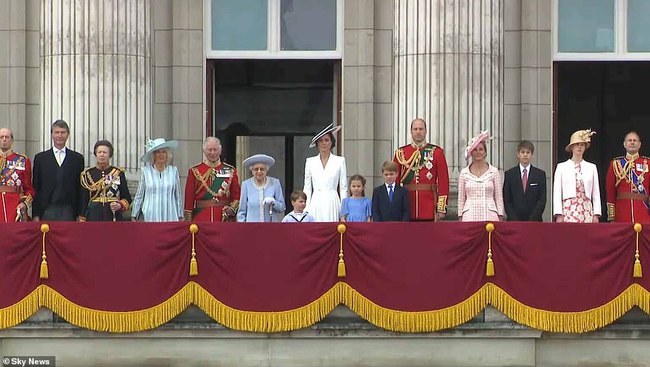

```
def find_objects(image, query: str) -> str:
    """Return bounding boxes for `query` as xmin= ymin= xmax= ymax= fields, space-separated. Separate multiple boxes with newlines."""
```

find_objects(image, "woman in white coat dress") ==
xmin=553 ymin=129 xmax=601 ymax=223
xmin=303 ymin=123 xmax=348 ymax=222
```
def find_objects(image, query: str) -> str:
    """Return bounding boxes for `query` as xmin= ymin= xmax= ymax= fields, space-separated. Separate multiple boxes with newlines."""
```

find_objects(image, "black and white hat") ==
xmin=309 ymin=123 xmax=342 ymax=148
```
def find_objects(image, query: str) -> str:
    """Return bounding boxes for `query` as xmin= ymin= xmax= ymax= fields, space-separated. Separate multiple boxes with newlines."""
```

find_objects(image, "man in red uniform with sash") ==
xmin=606 ymin=130 xmax=650 ymax=223
xmin=393 ymin=118 xmax=450 ymax=221
xmin=0 ymin=128 xmax=34 ymax=222
xmin=184 ymin=137 xmax=240 ymax=222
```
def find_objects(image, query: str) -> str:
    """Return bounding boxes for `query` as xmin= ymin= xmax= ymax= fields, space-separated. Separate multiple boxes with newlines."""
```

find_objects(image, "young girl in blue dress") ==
xmin=339 ymin=174 xmax=372 ymax=222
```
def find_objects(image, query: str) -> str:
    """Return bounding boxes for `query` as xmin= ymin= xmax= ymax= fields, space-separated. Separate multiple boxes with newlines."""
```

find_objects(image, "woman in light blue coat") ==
xmin=131 ymin=138 xmax=183 ymax=222
xmin=237 ymin=154 xmax=286 ymax=222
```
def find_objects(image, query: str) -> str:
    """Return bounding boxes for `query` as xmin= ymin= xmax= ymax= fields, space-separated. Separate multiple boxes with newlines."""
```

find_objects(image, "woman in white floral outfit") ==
xmin=553 ymin=130 xmax=601 ymax=223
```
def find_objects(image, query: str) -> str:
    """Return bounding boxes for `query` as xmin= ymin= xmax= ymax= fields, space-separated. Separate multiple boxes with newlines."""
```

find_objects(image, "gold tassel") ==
xmin=338 ymin=258 xmax=346 ymax=277
xmin=485 ymin=222 xmax=495 ymax=277
xmin=40 ymin=224 xmax=50 ymax=279
xmin=189 ymin=224 xmax=199 ymax=276
xmin=337 ymin=224 xmax=347 ymax=278
xmin=190 ymin=257 xmax=198 ymax=276
xmin=634 ymin=223 xmax=643 ymax=278
xmin=486 ymin=255 xmax=494 ymax=277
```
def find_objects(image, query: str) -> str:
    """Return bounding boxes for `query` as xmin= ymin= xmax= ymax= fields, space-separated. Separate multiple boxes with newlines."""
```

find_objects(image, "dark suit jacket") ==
xmin=503 ymin=165 xmax=546 ymax=221
xmin=32 ymin=148 xmax=85 ymax=218
xmin=372 ymin=183 xmax=410 ymax=222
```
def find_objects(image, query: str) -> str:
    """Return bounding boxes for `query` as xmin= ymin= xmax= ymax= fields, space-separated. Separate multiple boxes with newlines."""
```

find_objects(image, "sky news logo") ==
xmin=2 ymin=357 xmax=55 ymax=367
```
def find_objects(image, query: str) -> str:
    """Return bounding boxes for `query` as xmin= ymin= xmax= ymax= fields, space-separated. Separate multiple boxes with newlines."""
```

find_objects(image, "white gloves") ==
xmin=263 ymin=197 xmax=276 ymax=206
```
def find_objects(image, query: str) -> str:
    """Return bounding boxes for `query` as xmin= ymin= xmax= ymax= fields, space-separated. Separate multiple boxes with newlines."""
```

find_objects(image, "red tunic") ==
xmin=393 ymin=143 xmax=450 ymax=221
xmin=605 ymin=154 xmax=650 ymax=223
xmin=184 ymin=161 xmax=240 ymax=222
xmin=0 ymin=151 xmax=35 ymax=222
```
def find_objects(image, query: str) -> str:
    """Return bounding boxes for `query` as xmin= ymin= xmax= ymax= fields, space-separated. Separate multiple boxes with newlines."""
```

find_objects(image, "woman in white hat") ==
xmin=237 ymin=154 xmax=286 ymax=222
xmin=131 ymin=138 xmax=183 ymax=222
xmin=553 ymin=129 xmax=602 ymax=223
xmin=457 ymin=131 xmax=505 ymax=222
xmin=303 ymin=123 xmax=348 ymax=222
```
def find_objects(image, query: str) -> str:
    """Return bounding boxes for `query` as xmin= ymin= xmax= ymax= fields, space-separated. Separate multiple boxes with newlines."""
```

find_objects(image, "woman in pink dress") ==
xmin=458 ymin=131 xmax=505 ymax=222
xmin=553 ymin=129 xmax=601 ymax=223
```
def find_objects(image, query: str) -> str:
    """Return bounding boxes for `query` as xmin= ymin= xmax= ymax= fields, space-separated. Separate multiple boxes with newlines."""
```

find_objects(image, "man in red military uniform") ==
xmin=0 ymin=128 xmax=35 ymax=222
xmin=393 ymin=118 xmax=450 ymax=221
xmin=606 ymin=130 xmax=650 ymax=223
xmin=184 ymin=137 xmax=240 ymax=222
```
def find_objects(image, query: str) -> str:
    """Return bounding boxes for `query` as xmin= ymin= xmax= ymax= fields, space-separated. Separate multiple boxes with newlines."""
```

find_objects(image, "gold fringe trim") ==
xmin=192 ymin=282 xmax=343 ymax=332
xmin=0 ymin=286 xmax=41 ymax=328
xmin=40 ymin=284 xmax=194 ymax=333
xmin=488 ymin=283 xmax=639 ymax=333
xmin=4 ymin=283 xmax=650 ymax=333
xmin=342 ymin=283 xmax=489 ymax=332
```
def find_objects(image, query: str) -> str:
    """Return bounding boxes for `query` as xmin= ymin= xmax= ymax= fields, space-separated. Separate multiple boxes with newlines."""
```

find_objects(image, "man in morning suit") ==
xmin=503 ymin=140 xmax=547 ymax=221
xmin=605 ymin=130 xmax=650 ymax=223
xmin=393 ymin=118 xmax=449 ymax=221
xmin=372 ymin=160 xmax=410 ymax=222
xmin=32 ymin=120 xmax=85 ymax=221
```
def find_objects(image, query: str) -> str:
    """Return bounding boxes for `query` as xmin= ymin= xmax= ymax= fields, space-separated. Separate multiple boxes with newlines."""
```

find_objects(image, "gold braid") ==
xmin=612 ymin=159 xmax=633 ymax=187
xmin=81 ymin=168 xmax=121 ymax=202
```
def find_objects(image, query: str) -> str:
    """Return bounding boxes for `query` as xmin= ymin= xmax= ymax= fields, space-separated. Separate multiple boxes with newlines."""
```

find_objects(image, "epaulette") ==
xmin=612 ymin=156 xmax=624 ymax=161
xmin=221 ymin=162 xmax=236 ymax=170
xmin=81 ymin=167 xmax=93 ymax=174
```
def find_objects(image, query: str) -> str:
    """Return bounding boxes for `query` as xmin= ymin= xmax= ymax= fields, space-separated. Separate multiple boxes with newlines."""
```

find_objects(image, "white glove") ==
xmin=263 ymin=197 xmax=276 ymax=206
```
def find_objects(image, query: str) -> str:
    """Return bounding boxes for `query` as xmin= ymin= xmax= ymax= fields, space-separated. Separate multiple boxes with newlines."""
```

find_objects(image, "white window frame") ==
xmin=553 ymin=0 xmax=650 ymax=60
xmin=204 ymin=0 xmax=343 ymax=59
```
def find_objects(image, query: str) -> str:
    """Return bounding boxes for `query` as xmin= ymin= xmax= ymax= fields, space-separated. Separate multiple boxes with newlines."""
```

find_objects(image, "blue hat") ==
xmin=242 ymin=154 xmax=275 ymax=169
xmin=141 ymin=138 xmax=178 ymax=162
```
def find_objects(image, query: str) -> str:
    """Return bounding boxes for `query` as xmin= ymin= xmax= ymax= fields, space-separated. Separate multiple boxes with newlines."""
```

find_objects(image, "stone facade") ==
xmin=3 ymin=306 xmax=650 ymax=366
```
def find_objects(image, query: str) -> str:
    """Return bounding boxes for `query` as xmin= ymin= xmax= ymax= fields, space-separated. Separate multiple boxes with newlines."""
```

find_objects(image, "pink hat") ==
xmin=464 ymin=130 xmax=490 ymax=161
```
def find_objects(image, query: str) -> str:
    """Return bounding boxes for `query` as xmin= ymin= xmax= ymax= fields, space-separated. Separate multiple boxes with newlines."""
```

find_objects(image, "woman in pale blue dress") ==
xmin=237 ymin=154 xmax=286 ymax=222
xmin=131 ymin=138 xmax=183 ymax=222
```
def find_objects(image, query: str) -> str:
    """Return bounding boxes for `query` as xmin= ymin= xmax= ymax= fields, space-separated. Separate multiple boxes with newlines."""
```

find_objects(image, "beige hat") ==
xmin=565 ymin=129 xmax=596 ymax=152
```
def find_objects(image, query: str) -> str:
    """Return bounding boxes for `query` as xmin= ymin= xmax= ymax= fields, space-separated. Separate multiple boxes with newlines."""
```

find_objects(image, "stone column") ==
xmin=393 ymin=0 xmax=504 ymax=174
xmin=41 ymin=0 xmax=151 ymax=172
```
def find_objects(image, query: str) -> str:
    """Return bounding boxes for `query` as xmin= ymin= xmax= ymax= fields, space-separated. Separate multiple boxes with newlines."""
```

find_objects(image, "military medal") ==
xmin=426 ymin=171 xmax=433 ymax=180
xmin=425 ymin=161 xmax=433 ymax=170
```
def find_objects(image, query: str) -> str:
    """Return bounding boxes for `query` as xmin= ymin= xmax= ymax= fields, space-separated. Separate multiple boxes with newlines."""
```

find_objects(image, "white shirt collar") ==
xmin=385 ymin=182 xmax=395 ymax=190
xmin=519 ymin=163 xmax=531 ymax=175
xmin=53 ymin=147 xmax=67 ymax=154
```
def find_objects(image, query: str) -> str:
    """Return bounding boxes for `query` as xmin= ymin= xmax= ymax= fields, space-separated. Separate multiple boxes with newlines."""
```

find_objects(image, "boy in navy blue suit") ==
xmin=372 ymin=161 xmax=410 ymax=222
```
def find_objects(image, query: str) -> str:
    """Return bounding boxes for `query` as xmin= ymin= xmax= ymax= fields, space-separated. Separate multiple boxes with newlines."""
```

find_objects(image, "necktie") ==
xmin=522 ymin=168 xmax=528 ymax=193
xmin=56 ymin=150 xmax=62 ymax=166
xmin=388 ymin=184 xmax=394 ymax=202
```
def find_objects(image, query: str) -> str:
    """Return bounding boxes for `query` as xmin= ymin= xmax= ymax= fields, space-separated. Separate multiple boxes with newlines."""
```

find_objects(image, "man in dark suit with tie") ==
xmin=32 ymin=120 xmax=85 ymax=221
xmin=503 ymin=141 xmax=547 ymax=221
xmin=372 ymin=161 xmax=410 ymax=222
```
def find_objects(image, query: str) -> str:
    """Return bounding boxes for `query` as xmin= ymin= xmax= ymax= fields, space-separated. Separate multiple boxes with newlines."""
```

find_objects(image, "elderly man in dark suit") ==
xmin=503 ymin=140 xmax=547 ymax=221
xmin=32 ymin=120 xmax=85 ymax=221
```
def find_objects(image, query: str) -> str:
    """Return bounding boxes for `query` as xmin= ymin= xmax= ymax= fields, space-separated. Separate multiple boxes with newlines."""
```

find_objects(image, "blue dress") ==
xmin=131 ymin=164 xmax=183 ymax=222
xmin=340 ymin=197 xmax=372 ymax=222
xmin=237 ymin=176 xmax=286 ymax=222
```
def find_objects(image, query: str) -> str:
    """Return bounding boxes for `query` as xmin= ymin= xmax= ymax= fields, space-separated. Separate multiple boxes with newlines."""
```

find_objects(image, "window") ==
xmin=558 ymin=0 xmax=615 ymax=52
xmin=211 ymin=0 xmax=267 ymax=50
xmin=555 ymin=0 xmax=650 ymax=59
xmin=627 ymin=0 xmax=650 ymax=52
xmin=207 ymin=0 xmax=342 ymax=58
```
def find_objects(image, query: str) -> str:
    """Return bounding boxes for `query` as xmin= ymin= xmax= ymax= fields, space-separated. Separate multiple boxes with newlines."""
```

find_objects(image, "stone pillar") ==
xmin=41 ymin=0 xmax=151 ymax=172
xmin=393 ymin=0 xmax=504 ymax=174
